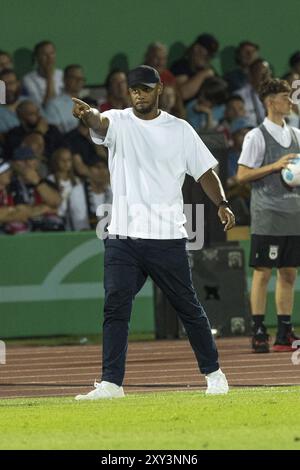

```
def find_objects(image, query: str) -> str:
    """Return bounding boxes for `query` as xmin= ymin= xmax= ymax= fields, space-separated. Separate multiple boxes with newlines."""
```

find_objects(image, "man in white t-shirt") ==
xmin=237 ymin=78 xmax=300 ymax=353
xmin=22 ymin=41 xmax=63 ymax=107
xmin=72 ymin=65 xmax=235 ymax=400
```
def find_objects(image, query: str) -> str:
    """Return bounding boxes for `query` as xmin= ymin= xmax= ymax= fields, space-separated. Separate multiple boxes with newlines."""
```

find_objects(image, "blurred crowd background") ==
xmin=1 ymin=32 xmax=300 ymax=235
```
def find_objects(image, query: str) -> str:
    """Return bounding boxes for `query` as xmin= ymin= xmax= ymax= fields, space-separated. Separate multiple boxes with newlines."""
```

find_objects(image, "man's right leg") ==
xmin=250 ymin=267 xmax=272 ymax=353
xmin=102 ymin=238 xmax=148 ymax=386
xmin=75 ymin=238 xmax=147 ymax=400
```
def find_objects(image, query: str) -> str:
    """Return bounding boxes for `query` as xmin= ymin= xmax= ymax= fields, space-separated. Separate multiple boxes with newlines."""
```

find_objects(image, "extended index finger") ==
xmin=71 ymin=97 xmax=90 ymax=108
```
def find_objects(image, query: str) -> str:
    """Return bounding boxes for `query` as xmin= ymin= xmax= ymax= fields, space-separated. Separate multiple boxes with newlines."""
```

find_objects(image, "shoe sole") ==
xmin=75 ymin=394 xmax=125 ymax=401
xmin=272 ymin=345 xmax=296 ymax=352
xmin=252 ymin=346 xmax=270 ymax=353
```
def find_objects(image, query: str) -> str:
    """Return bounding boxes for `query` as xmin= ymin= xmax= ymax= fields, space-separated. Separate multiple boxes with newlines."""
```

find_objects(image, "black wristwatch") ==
xmin=218 ymin=200 xmax=231 ymax=210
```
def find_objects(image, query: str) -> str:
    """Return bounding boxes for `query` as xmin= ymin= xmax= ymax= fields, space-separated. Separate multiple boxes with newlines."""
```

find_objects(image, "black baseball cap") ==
xmin=12 ymin=146 xmax=37 ymax=161
xmin=127 ymin=65 xmax=161 ymax=89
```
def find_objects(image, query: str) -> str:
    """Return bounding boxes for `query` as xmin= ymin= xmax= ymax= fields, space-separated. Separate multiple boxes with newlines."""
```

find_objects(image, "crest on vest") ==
xmin=269 ymin=245 xmax=279 ymax=260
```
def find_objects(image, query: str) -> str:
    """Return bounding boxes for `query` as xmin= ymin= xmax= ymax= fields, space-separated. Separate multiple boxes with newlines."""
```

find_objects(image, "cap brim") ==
xmin=129 ymin=82 xmax=157 ymax=89
xmin=12 ymin=155 xmax=37 ymax=161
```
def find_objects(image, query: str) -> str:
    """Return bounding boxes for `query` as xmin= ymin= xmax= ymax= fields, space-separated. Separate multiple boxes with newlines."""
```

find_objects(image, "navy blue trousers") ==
xmin=102 ymin=237 xmax=219 ymax=386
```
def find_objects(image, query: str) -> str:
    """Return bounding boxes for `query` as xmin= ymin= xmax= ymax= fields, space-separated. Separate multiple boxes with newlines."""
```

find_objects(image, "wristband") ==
xmin=218 ymin=200 xmax=231 ymax=209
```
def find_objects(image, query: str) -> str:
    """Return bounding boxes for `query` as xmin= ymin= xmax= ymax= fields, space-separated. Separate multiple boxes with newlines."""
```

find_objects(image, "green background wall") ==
xmin=0 ymin=233 xmax=299 ymax=339
xmin=1 ymin=0 xmax=300 ymax=83
xmin=0 ymin=232 xmax=154 ymax=338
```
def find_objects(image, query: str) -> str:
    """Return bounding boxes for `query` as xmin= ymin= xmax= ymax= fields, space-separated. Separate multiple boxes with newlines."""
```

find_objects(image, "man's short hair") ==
xmin=64 ymin=64 xmax=82 ymax=79
xmin=259 ymin=79 xmax=291 ymax=102
xmin=105 ymin=69 xmax=126 ymax=90
xmin=16 ymin=99 xmax=37 ymax=118
xmin=0 ymin=68 xmax=17 ymax=81
xmin=226 ymin=95 xmax=245 ymax=105
xmin=249 ymin=58 xmax=268 ymax=74
xmin=32 ymin=40 xmax=54 ymax=63
xmin=235 ymin=41 xmax=259 ymax=65
xmin=0 ymin=50 xmax=10 ymax=56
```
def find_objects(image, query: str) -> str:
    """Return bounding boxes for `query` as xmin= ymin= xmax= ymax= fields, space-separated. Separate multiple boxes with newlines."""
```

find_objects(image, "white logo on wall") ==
xmin=269 ymin=245 xmax=279 ymax=260
xmin=0 ymin=341 xmax=6 ymax=365
xmin=228 ymin=251 xmax=242 ymax=268
xmin=0 ymin=80 xmax=6 ymax=104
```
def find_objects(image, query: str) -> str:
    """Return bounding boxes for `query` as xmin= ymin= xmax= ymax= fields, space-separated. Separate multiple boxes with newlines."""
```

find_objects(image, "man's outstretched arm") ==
xmin=72 ymin=98 xmax=109 ymax=135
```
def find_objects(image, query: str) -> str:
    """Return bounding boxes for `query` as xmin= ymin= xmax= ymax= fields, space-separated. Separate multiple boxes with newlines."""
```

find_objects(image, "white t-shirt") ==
xmin=90 ymin=108 xmax=218 ymax=239
xmin=22 ymin=69 xmax=64 ymax=106
xmin=238 ymin=117 xmax=300 ymax=168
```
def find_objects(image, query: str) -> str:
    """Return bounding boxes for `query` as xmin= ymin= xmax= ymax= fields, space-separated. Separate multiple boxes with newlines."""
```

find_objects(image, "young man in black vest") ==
xmin=238 ymin=79 xmax=300 ymax=353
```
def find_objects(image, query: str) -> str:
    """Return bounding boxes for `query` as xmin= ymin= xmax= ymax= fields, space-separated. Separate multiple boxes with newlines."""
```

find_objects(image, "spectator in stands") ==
xmin=45 ymin=65 xmax=85 ymax=133
xmin=282 ymin=71 xmax=300 ymax=128
xmin=0 ymin=51 xmax=13 ymax=72
xmin=0 ymin=69 xmax=26 ymax=134
xmin=228 ymin=117 xmax=253 ymax=178
xmin=49 ymin=147 xmax=80 ymax=229
xmin=0 ymin=158 xmax=33 ymax=234
xmin=21 ymin=132 xmax=48 ymax=178
xmin=4 ymin=100 xmax=63 ymax=160
xmin=144 ymin=42 xmax=176 ymax=85
xmin=224 ymin=41 xmax=259 ymax=92
xmin=11 ymin=147 xmax=61 ymax=215
xmin=218 ymin=95 xmax=247 ymax=140
xmin=171 ymin=33 xmax=219 ymax=103
xmin=100 ymin=69 xmax=129 ymax=112
xmin=186 ymin=76 xmax=228 ymax=131
xmin=69 ymin=156 xmax=112 ymax=231
xmin=159 ymin=83 xmax=185 ymax=119
xmin=65 ymin=98 xmax=107 ymax=177
xmin=224 ymin=95 xmax=246 ymax=123
xmin=236 ymin=58 xmax=271 ymax=127
xmin=288 ymin=51 xmax=300 ymax=76
xmin=22 ymin=41 xmax=63 ymax=106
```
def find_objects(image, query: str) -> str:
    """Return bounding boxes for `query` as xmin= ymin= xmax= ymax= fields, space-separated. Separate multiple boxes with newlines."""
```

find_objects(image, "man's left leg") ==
xmin=274 ymin=267 xmax=299 ymax=352
xmin=143 ymin=239 xmax=227 ymax=394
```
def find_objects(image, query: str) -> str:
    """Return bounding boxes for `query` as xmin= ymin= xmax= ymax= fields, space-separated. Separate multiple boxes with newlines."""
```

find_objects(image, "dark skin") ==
xmin=72 ymin=87 xmax=235 ymax=231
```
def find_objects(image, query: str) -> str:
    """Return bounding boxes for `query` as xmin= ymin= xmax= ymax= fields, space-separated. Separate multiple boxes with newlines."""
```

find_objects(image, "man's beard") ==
xmin=134 ymin=101 xmax=155 ymax=115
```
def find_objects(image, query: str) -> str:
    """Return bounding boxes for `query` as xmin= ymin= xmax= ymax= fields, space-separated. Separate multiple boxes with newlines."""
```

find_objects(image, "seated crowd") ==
xmin=0 ymin=36 xmax=299 ymax=234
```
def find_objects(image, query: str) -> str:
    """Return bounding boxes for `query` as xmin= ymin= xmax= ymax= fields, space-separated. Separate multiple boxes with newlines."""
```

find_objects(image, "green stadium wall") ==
xmin=1 ymin=0 xmax=300 ymax=84
xmin=0 ymin=233 xmax=299 ymax=338
xmin=0 ymin=232 xmax=154 ymax=338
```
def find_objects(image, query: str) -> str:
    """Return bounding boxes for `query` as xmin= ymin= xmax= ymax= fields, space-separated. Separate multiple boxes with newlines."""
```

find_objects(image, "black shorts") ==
xmin=249 ymin=235 xmax=300 ymax=268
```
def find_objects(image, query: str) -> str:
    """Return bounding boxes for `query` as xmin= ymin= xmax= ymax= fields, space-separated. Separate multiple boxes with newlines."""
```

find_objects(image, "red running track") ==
xmin=0 ymin=338 xmax=300 ymax=399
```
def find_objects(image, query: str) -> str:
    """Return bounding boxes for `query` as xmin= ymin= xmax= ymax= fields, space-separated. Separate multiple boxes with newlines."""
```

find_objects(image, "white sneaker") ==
xmin=205 ymin=369 xmax=229 ymax=395
xmin=75 ymin=381 xmax=125 ymax=401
